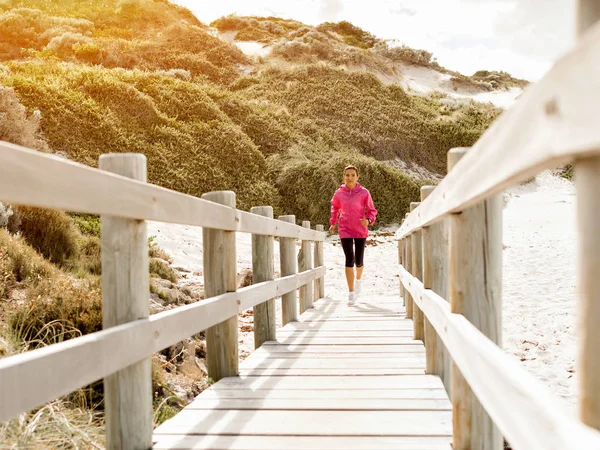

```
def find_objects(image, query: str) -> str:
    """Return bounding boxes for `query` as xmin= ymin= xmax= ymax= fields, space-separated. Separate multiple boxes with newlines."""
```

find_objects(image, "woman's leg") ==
xmin=354 ymin=238 xmax=367 ymax=280
xmin=340 ymin=238 xmax=355 ymax=292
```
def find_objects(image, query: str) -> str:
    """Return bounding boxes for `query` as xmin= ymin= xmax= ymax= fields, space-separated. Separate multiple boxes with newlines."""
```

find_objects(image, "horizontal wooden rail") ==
xmin=397 ymin=21 xmax=600 ymax=239
xmin=399 ymin=265 xmax=600 ymax=449
xmin=0 ymin=266 xmax=325 ymax=423
xmin=0 ymin=142 xmax=325 ymax=241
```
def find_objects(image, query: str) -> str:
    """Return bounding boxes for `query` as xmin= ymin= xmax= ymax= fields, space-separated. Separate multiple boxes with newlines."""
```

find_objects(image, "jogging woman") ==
xmin=329 ymin=165 xmax=377 ymax=305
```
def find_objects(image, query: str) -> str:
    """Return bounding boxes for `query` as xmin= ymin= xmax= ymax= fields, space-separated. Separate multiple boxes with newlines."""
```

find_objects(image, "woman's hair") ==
xmin=343 ymin=165 xmax=359 ymax=176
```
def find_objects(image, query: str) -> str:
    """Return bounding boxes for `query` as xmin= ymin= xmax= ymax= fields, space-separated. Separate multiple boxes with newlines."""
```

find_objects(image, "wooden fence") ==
xmin=396 ymin=4 xmax=600 ymax=449
xmin=0 ymin=145 xmax=326 ymax=449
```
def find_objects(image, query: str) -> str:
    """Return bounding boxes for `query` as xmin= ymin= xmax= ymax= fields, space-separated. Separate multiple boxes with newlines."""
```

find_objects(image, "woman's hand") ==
xmin=329 ymin=224 xmax=336 ymax=235
xmin=360 ymin=218 xmax=369 ymax=227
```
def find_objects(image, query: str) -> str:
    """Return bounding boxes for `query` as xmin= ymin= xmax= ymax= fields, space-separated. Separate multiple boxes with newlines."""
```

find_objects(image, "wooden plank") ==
xmin=397 ymin=21 xmax=600 ymax=240
xmin=575 ymin=155 xmax=600 ymax=429
xmin=238 ymin=368 xmax=426 ymax=376
xmin=448 ymin=149 xmax=503 ymax=450
xmin=249 ymin=351 xmax=426 ymax=359
xmin=100 ymin=154 xmax=152 ymax=449
xmin=399 ymin=266 xmax=600 ymax=449
xmin=276 ymin=330 xmax=414 ymax=337
xmin=211 ymin=375 xmax=445 ymax=390
xmin=274 ymin=337 xmax=418 ymax=345
xmin=576 ymin=0 xmax=600 ymax=433
xmin=191 ymin=388 xmax=449 ymax=400
xmin=251 ymin=206 xmax=276 ymax=348
xmin=278 ymin=215 xmax=298 ymax=325
xmin=314 ymin=224 xmax=325 ymax=299
xmin=282 ymin=320 xmax=412 ymax=330
xmin=183 ymin=398 xmax=450 ymax=410
xmin=410 ymin=202 xmax=424 ymax=342
xmin=0 ymin=141 xmax=324 ymax=241
xmin=299 ymin=220 xmax=313 ymax=312
xmin=202 ymin=191 xmax=239 ymax=382
xmin=241 ymin=357 xmax=425 ymax=369
xmin=0 ymin=268 xmax=326 ymax=423
xmin=258 ymin=344 xmax=425 ymax=353
xmin=152 ymin=435 xmax=453 ymax=450
xmin=153 ymin=410 xmax=451 ymax=436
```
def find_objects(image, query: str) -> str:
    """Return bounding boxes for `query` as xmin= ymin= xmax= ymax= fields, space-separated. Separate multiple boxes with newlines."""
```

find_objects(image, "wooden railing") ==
xmin=396 ymin=6 xmax=600 ymax=450
xmin=0 ymin=144 xmax=326 ymax=449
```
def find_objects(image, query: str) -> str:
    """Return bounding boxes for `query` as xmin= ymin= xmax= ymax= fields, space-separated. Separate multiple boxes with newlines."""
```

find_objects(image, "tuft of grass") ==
xmin=8 ymin=275 xmax=102 ymax=348
xmin=0 ymin=400 xmax=105 ymax=449
xmin=268 ymin=143 xmax=421 ymax=226
xmin=13 ymin=206 xmax=80 ymax=267
xmin=0 ymin=83 xmax=49 ymax=151
xmin=150 ymin=258 xmax=178 ymax=283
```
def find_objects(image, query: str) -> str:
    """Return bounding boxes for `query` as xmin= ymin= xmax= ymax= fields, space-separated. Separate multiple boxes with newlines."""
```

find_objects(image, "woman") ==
xmin=329 ymin=165 xmax=377 ymax=305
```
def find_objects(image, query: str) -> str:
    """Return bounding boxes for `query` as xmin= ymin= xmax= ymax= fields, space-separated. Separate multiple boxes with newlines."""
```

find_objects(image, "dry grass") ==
xmin=0 ymin=400 xmax=105 ymax=449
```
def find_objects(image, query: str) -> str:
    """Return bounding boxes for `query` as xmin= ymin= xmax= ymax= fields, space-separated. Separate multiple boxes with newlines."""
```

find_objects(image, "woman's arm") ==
xmin=330 ymin=191 xmax=341 ymax=225
xmin=365 ymin=190 xmax=378 ymax=225
xmin=329 ymin=191 xmax=341 ymax=233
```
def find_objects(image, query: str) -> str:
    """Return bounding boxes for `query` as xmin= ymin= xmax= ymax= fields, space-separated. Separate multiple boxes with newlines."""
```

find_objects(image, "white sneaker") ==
xmin=348 ymin=291 xmax=356 ymax=305
xmin=355 ymin=279 xmax=362 ymax=297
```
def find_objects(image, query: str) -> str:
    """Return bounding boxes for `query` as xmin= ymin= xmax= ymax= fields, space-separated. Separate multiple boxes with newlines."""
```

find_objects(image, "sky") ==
xmin=173 ymin=0 xmax=577 ymax=81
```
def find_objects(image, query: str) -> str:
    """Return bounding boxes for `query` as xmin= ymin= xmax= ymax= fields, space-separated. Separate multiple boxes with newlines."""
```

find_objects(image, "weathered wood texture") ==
xmin=0 ymin=266 xmax=326 ymax=424
xmin=298 ymin=221 xmax=314 ymax=312
xmin=421 ymin=186 xmax=440 ymax=379
xmin=575 ymin=1 xmax=600 ymax=433
xmin=400 ymin=266 xmax=600 ymax=449
xmin=153 ymin=296 xmax=452 ymax=449
xmin=0 ymin=142 xmax=324 ymax=241
xmin=99 ymin=154 xmax=152 ymax=450
xmin=202 ymin=191 xmax=239 ymax=382
xmin=410 ymin=202 xmax=424 ymax=341
xmin=576 ymin=156 xmax=600 ymax=430
xmin=314 ymin=224 xmax=325 ymax=300
xmin=251 ymin=206 xmax=276 ymax=348
xmin=449 ymin=148 xmax=503 ymax=450
xmin=279 ymin=215 xmax=299 ymax=326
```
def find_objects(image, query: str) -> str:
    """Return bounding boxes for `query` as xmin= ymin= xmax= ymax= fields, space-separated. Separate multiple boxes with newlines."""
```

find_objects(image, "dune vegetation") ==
xmin=0 ymin=0 xmax=526 ymax=445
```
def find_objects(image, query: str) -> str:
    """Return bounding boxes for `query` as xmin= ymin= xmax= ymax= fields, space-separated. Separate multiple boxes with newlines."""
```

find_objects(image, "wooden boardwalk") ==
xmin=153 ymin=295 xmax=452 ymax=449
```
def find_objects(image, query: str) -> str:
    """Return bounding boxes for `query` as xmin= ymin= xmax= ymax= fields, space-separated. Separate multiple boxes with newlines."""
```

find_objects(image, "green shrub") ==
xmin=268 ymin=144 xmax=421 ymax=226
xmin=9 ymin=275 xmax=102 ymax=348
xmin=150 ymin=258 xmax=178 ymax=283
xmin=70 ymin=213 xmax=101 ymax=237
xmin=0 ymin=228 xmax=56 ymax=289
xmin=13 ymin=206 xmax=80 ymax=266
xmin=317 ymin=21 xmax=379 ymax=49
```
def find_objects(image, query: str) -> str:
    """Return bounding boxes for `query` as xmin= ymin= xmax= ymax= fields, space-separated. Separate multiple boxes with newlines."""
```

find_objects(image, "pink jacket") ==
xmin=330 ymin=183 xmax=378 ymax=238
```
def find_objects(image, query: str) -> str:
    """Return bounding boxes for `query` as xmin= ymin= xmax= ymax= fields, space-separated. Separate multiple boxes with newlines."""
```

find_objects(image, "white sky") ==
xmin=173 ymin=0 xmax=577 ymax=81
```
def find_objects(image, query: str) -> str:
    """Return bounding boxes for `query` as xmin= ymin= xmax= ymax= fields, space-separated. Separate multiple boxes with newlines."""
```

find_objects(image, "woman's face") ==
xmin=344 ymin=169 xmax=358 ymax=187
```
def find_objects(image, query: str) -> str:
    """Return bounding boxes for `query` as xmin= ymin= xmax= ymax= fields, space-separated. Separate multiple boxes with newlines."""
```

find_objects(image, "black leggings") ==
xmin=340 ymin=238 xmax=367 ymax=268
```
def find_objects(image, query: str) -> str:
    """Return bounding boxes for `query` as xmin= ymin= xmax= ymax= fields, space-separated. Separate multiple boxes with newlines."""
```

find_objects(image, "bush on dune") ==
xmin=0 ymin=63 xmax=281 ymax=211
xmin=241 ymin=64 xmax=499 ymax=174
xmin=268 ymin=143 xmax=421 ymax=226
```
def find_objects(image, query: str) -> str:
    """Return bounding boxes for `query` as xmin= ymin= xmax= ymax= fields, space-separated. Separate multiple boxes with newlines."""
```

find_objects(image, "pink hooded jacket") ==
xmin=330 ymin=183 xmax=378 ymax=239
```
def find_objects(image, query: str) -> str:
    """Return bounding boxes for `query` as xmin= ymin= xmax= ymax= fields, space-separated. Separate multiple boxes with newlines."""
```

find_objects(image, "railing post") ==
xmin=201 ymin=191 xmax=238 ymax=381
xmin=279 ymin=215 xmax=298 ymax=325
xmin=278 ymin=215 xmax=298 ymax=324
xmin=410 ymin=202 xmax=424 ymax=341
xmin=404 ymin=222 xmax=413 ymax=319
xmin=99 ymin=154 xmax=152 ymax=450
xmin=314 ymin=224 xmax=325 ymax=300
xmin=299 ymin=220 xmax=313 ymax=312
xmin=422 ymin=184 xmax=451 ymax=395
xmin=575 ymin=0 xmax=600 ymax=432
xmin=449 ymin=148 xmax=503 ymax=450
xmin=420 ymin=186 xmax=439 ymax=376
xmin=251 ymin=206 xmax=276 ymax=348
